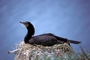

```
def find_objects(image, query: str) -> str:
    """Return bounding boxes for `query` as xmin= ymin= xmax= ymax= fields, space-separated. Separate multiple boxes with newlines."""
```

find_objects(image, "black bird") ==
xmin=20 ymin=21 xmax=81 ymax=46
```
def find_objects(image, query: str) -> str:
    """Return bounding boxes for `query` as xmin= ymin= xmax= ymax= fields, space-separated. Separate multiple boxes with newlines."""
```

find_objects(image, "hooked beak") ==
xmin=20 ymin=21 xmax=29 ymax=27
xmin=20 ymin=21 xmax=25 ymax=24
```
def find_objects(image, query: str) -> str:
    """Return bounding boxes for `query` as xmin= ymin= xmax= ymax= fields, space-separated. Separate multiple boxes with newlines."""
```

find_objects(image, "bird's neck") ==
xmin=24 ymin=32 xmax=32 ymax=43
xmin=24 ymin=26 xmax=35 ymax=43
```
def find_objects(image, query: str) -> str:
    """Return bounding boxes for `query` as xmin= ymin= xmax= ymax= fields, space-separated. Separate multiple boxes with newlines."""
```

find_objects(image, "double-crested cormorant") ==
xmin=20 ymin=21 xmax=81 ymax=46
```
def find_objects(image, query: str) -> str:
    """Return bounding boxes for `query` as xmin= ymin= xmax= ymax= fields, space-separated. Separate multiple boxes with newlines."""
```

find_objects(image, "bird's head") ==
xmin=20 ymin=21 xmax=31 ymax=27
xmin=20 ymin=21 xmax=35 ymax=35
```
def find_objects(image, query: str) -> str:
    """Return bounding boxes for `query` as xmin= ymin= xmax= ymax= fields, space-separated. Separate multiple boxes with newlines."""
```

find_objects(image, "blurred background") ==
xmin=0 ymin=0 xmax=90 ymax=60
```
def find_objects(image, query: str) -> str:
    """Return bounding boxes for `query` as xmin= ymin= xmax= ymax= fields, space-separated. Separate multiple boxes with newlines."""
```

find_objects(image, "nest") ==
xmin=8 ymin=42 xmax=76 ymax=60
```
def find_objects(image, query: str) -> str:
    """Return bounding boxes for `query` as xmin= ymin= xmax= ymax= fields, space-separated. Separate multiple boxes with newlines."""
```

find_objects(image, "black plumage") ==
xmin=20 ymin=21 xmax=81 ymax=46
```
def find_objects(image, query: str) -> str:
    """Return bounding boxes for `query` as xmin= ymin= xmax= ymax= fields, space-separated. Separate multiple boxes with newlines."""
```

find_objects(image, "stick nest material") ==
xmin=8 ymin=42 xmax=75 ymax=60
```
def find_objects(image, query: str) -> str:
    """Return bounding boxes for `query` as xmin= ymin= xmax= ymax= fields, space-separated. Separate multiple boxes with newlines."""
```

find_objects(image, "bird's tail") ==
xmin=68 ymin=40 xmax=81 ymax=44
